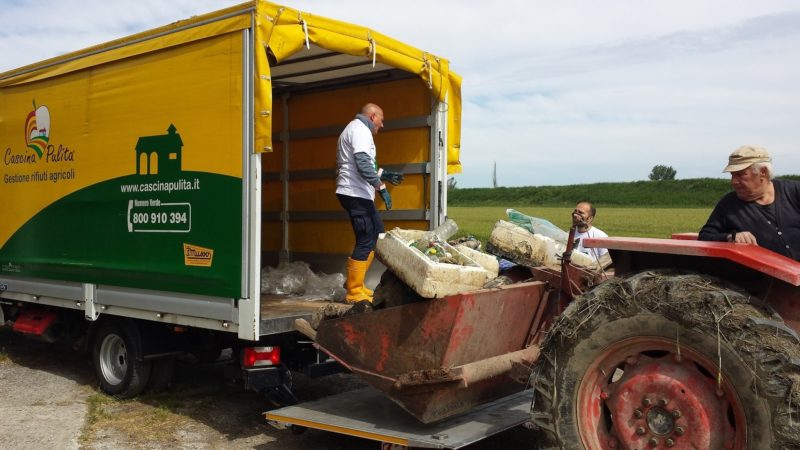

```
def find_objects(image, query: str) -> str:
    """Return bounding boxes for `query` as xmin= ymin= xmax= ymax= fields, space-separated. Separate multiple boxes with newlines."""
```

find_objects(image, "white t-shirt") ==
xmin=336 ymin=118 xmax=377 ymax=200
xmin=574 ymin=226 xmax=609 ymax=260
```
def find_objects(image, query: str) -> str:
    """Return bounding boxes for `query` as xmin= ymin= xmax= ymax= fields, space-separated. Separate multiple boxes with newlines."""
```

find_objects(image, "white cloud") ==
xmin=2 ymin=0 xmax=799 ymax=186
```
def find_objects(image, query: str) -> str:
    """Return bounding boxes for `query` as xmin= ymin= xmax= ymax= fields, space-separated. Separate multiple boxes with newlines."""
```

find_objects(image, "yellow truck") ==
xmin=0 ymin=1 xmax=461 ymax=401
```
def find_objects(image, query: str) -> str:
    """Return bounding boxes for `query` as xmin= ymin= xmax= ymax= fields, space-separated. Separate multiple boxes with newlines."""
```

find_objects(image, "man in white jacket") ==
xmin=335 ymin=103 xmax=404 ymax=303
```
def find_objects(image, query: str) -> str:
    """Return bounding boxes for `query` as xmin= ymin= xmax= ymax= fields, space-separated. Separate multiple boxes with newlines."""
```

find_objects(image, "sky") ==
xmin=2 ymin=0 xmax=799 ymax=187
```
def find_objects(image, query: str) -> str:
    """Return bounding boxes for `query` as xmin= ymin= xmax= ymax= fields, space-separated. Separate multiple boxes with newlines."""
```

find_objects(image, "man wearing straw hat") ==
xmin=699 ymin=145 xmax=800 ymax=260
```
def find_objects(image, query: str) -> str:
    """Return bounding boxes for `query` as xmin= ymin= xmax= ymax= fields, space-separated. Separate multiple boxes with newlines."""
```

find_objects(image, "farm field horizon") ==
xmin=447 ymin=206 xmax=712 ymax=245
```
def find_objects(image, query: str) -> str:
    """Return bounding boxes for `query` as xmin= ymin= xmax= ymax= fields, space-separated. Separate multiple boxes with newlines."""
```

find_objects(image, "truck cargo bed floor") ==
xmin=259 ymin=295 xmax=331 ymax=336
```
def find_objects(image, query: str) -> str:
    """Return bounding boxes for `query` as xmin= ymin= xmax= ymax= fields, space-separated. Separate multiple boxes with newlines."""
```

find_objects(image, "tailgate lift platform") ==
xmin=266 ymin=387 xmax=533 ymax=449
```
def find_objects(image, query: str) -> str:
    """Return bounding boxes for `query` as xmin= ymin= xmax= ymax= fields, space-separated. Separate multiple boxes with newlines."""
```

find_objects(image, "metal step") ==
xmin=265 ymin=387 xmax=533 ymax=449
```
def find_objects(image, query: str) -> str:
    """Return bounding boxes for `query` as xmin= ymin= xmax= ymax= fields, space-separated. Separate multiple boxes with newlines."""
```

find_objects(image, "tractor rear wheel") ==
xmin=531 ymin=272 xmax=800 ymax=449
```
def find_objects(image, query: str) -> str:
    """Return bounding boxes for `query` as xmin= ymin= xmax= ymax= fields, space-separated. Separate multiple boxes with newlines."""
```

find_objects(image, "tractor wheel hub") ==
xmin=603 ymin=357 xmax=733 ymax=449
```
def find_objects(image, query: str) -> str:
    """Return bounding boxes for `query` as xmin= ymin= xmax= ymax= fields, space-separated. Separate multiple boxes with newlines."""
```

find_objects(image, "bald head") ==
xmin=361 ymin=103 xmax=381 ymax=115
xmin=360 ymin=103 xmax=384 ymax=135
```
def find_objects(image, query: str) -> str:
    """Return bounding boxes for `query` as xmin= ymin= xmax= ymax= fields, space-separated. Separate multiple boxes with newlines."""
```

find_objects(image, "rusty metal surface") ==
xmin=314 ymin=281 xmax=547 ymax=423
xmin=598 ymin=341 xmax=736 ymax=449
xmin=586 ymin=237 xmax=800 ymax=286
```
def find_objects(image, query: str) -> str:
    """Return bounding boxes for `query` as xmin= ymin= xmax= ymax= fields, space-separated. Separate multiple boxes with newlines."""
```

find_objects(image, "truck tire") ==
xmin=531 ymin=272 xmax=800 ymax=449
xmin=92 ymin=320 xmax=152 ymax=398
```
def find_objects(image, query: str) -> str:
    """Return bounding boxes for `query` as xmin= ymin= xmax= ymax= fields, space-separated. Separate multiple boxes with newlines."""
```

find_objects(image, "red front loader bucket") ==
xmin=314 ymin=281 xmax=548 ymax=423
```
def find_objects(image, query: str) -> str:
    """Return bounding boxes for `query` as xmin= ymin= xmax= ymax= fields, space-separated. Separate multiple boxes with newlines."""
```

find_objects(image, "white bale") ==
xmin=488 ymin=220 xmax=600 ymax=271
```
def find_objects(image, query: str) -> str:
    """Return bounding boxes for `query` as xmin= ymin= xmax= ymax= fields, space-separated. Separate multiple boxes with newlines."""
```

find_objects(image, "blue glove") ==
xmin=380 ymin=170 xmax=404 ymax=186
xmin=379 ymin=188 xmax=392 ymax=210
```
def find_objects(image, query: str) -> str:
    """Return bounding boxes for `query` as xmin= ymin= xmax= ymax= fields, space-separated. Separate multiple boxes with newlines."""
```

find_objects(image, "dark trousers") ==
xmin=337 ymin=194 xmax=384 ymax=261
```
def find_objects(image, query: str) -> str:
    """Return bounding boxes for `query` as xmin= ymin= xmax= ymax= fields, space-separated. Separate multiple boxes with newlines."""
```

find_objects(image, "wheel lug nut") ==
xmin=672 ymin=409 xmax=682 ymax=418
xmin=658 ymin=398 xmax=668 ymax=407
xmin=642 ymin=398 xmax=652 ymax=407
xmin=666 ymin=438 xmax=675 ymax=447
xmin=636 ymin=427 xmax=646 ymax=435
xmin=649 ymin=437 xmax=659 ymax=447
xmin=675 ymin=426 xmax=685 ymax=435
xmin=633 ymin=409 xmax=643 ymax=419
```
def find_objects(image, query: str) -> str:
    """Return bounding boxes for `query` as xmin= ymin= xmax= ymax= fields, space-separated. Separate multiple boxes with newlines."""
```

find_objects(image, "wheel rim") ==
xmin=99 ymin=333 xmax=127 ymax=386
xmin=577 ymin=336 xmax=745 ymax=449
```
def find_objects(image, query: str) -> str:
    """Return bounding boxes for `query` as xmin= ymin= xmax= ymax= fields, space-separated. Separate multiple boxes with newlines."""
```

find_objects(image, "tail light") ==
xmin=242 ymin=346 xmax=280 ymax=368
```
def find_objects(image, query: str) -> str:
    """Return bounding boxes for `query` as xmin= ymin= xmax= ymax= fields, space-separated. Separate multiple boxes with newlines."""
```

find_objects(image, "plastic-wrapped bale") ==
xmin=486 ymin=220 xmax=599 ymax=271
xmin=375 ymin=228 xmax=498 ymax=298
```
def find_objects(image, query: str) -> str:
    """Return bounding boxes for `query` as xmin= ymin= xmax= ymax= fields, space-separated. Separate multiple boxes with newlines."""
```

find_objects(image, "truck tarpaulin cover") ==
xmin=0 ymin=1 xmax=462 ymax=174
xmin=252 ymin=1 xmax=463 ymax=175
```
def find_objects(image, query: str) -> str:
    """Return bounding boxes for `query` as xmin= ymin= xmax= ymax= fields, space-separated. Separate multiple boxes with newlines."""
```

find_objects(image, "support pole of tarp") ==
xmin=280 ymin=93 xmax=291 ymax=262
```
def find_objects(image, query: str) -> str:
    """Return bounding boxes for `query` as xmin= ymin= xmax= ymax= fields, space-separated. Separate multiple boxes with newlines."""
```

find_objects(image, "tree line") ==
xmin=448 ymin=176 xmax=800 ymax=208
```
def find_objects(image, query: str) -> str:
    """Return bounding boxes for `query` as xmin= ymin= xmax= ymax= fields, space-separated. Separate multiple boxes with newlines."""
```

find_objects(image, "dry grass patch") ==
xmin=80 ymin=392 xmax=191 ymax=447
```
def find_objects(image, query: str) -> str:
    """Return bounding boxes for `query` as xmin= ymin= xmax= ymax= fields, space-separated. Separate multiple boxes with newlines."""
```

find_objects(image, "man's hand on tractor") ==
xmin=379 ymin=169 xmax=404 ymax=186
xmin=379 ymin=187 xmax=392 ymax=210
xmin=729 ymin=230 xmax=758 ymax=245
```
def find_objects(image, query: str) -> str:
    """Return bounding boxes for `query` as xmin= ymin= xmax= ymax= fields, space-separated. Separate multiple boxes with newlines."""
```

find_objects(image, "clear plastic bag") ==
xmin=260 ymin=261 xmax=345 ymax=301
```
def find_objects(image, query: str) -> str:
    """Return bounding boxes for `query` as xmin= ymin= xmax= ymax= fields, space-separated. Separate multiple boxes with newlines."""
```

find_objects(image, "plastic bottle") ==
xmin=426 ymin=218 xmax=459 ymax=241
xmin=506 ymin=209 xmax=568 ymax=245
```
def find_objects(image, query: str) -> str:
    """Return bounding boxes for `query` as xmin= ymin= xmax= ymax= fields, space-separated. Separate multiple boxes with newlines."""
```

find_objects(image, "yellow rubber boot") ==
xmin=346 ymin=257 xmax=373 ymax=303
xmin=361 ymin=251 xmax=375 ymax=297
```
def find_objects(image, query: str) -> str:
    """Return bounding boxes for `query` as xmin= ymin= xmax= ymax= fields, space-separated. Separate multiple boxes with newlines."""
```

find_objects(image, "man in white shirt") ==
xmin=336 ymin=103 xmax=404 ymax=303
xmin=571 ymin=201 xmax=609 ymax=261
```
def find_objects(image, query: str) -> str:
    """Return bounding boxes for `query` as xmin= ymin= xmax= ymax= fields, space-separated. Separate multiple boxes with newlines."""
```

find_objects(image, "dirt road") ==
xmin=0 ymin=328 xmax=540 ymax=449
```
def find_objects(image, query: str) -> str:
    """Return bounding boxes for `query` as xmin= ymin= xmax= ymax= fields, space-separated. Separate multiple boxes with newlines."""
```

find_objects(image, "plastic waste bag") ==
xmin=260 ymin=261 xmax=345 ymax=301
xmin=506 ymin=208 xmax=568 ymax=245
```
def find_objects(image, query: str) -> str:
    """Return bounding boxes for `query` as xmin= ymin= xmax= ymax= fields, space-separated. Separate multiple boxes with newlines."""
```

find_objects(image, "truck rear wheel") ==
xmin=531 ymin=272 xmax=800 ymax=449
xmin=92 ymin=320 xmax=152 ymax=398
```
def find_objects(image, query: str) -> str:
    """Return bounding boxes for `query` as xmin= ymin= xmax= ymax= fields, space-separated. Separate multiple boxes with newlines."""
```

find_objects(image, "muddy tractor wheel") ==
xmin=531 ymin=272 xmax=800 ymax=449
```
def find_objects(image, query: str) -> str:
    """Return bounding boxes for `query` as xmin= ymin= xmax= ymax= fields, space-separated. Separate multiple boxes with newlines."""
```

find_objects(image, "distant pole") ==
xmin=492 ymin=161 xmax=497 ymax=188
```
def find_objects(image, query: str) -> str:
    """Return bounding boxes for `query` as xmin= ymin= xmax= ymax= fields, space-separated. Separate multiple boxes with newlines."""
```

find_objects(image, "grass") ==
xmin=81 ymin=392 xmax=114 ymax=442
xmin=80 ymin=391 xmax=191 ymax=446
xmin=447 ymin=206 xmax=713 ymax=244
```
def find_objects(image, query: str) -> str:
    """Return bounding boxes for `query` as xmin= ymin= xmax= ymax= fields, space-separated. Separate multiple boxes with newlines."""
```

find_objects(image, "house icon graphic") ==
xmin=136 ymin=124 xmax=183 ymax=176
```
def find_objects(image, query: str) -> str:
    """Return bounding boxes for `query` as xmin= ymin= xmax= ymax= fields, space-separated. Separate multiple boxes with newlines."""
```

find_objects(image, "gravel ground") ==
xmin=0 ymin=327 xmax=540 ymax=449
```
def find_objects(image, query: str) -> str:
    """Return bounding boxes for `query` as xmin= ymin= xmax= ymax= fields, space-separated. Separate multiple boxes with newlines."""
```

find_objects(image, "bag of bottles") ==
xmin=506 ymin=208 xmax=568 ymax=245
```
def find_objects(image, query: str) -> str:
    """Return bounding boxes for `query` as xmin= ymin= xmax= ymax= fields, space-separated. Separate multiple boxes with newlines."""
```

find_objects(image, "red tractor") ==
xmin=273 ymin=233 xmax=800 ymax=449
xmin=529 ymin=235 xmax=800 ymax=449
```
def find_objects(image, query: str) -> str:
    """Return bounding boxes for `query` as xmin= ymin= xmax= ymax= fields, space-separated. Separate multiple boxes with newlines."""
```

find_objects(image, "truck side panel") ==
xmin=0 ymin=32 xmax=246 ymax=299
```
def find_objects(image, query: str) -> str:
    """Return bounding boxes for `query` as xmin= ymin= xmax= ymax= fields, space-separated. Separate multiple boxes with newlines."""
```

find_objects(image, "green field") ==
xmin=447 ymin=206 xmax=713 ymax=244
